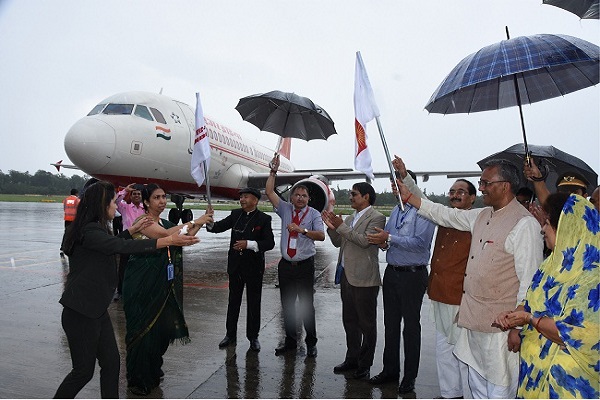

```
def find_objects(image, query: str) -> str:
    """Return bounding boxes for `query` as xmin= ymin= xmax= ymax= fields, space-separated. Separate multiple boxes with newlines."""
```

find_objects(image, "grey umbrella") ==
xmin=478 ymin=143 xmax=598 ymax=195
xmin=235 ymin=90 xmax=337 ymax=142
xmin=543 ymin=0 xmax=599 ymax=19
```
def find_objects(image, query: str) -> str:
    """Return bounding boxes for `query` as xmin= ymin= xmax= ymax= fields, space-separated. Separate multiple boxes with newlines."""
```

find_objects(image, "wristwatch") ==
xmin=302 ymin=228 xmax=308 ymax=235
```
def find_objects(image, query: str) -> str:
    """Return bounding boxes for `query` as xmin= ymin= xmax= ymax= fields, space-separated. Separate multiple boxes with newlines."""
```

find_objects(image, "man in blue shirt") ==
xmin=267 ymin=154 xmax=325 ymax=358
xmin=367 ymin=171 xmax=435 ymax=394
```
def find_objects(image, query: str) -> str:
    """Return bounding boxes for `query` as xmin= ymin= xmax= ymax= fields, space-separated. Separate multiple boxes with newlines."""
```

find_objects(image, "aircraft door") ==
xmin=174 ymin=101 xmax=195 ymax=153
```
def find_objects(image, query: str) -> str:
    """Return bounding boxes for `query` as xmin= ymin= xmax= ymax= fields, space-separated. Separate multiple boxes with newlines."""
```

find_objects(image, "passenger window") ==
xmin=103 ymin=104 xmax=134 ymax=115
xmin=87 ymin=104 xmax=106 ymax=116
xmin=134 ymin=105 xmax=154 ymax=121
xmin=150 ymin=107 xmax=167 ymax=124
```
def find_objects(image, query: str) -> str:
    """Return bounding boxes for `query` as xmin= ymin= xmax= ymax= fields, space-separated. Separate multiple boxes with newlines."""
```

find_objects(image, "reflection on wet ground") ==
xmin=0 ymin=203 xmax=441 ymax=398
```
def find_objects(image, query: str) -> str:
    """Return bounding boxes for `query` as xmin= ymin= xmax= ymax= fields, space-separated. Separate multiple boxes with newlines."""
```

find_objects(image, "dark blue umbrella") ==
xmin=425 ymin=31 xmax=599 ymax=159
xmin=425 ymin=33 xmax=599 ymax=114
xmin=543 ymin=0 xmax=599 ymax=20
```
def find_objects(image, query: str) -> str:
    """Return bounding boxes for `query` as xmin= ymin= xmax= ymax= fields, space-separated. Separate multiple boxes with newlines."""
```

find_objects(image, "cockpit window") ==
xmin=149 ymin=107 xmax=167 ymax=124
xmin=134 ymin=105 xmax=154 ymax=121
xmin=87 ymin=104 xmax=106 ymax=116
xmin=103 ymin=103 xmax=134 ymax=115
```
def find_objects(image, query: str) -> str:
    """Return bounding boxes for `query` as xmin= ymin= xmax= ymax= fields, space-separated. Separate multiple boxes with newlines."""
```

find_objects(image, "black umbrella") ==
xmin=425 ymin=30 xmax=599 ymax=161
xmin=477 ymin=143 xmax=598 ymax=195
xmin=543 ymin=0 xmax=599 ymax=20
xmin=235 ymin=90 xmax=337 ymax=142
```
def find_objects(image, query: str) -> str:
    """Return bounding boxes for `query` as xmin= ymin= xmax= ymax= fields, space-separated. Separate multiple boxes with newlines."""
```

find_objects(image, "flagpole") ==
xmin=203 ymin=161 xmax=212 ymax=207
xmin=374 ymin=116 xmax=404 ymax=210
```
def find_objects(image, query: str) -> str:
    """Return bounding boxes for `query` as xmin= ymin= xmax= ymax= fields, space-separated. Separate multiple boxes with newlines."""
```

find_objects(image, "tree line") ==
xmin=0 ymin=169 xmax=484 ymax=207
xmin=0 ymin=169 xmax=88 ymax=195
xmin=331 ymin=187 xmax=484 ymax=208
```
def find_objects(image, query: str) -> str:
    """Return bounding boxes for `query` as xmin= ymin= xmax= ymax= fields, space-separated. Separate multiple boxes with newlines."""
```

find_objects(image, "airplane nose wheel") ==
xmin=181 ymin=209 xmax=193 ymax=223
xmin=168 ymin=208 xmax=181 ymax=225
xmin=168 ymin=194 xmax=193 ymax=224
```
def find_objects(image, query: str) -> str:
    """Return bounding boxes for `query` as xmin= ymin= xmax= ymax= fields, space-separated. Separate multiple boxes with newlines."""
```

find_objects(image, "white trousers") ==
xmin=467 ymin=365 xmax=517 ymax=399
xmin=436 ymin=331 xmax=471 ymax=398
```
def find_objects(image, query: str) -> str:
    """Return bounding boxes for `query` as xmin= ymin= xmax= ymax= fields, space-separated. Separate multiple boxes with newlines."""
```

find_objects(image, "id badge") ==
xmin=167 ymin=263 xmax=174 ymax=281
xmin=289 ymin=237 xmax=297 ymax=249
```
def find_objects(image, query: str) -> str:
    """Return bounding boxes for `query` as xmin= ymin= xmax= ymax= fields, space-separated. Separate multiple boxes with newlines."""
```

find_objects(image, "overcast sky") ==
xmin=0 ymin=0 xmax=598 ymax=195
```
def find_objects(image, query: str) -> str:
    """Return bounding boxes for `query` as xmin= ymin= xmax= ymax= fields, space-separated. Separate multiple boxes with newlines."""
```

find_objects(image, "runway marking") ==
xmin=0 ymin=260 xmax=61 ymax=269
xmin=183 ymin=258 xmax=281 ymax=289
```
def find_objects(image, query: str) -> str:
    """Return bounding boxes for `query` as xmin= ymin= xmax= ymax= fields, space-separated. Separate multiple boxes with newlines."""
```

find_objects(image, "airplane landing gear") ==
xmin=168 ymin=194 xmax=193 ymax=224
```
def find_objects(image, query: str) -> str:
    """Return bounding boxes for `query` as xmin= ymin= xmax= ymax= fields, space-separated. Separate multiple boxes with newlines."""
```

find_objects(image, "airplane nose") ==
xmin=64 ymin=117 xmax=116 ymax=173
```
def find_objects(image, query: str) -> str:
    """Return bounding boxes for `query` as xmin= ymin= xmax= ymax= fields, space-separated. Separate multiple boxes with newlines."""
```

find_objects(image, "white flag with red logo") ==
xmin=191 ymin=92 xmax=211 ymax=187
xmin=353 ymin=51 xmax=379 ymax=181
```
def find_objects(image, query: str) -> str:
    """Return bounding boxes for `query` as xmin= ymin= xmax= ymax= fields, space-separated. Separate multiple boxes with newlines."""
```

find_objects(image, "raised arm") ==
xmin=266 ymin=153 xmax=280 ymax=208
xmin=523 ymin=157 xmax=550 ymax=205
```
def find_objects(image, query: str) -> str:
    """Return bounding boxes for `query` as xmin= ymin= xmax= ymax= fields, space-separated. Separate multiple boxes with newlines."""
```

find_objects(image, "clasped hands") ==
xmin=321 ymin=210 xmax=343 ymax=230
xmin=493 ymin=310 xmax=531 ymax=331
xmin=366 ymin=227 xmax=389 ymax=247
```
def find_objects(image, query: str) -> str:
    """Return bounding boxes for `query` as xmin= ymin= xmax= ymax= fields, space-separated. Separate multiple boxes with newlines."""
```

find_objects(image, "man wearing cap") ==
xmin=206 ymin=187 xmax=275 ymax=352
xmin=267 ymin=154 xmax=325 ymax=358
xmin=524 ymin=159 xmax=589 ymax=205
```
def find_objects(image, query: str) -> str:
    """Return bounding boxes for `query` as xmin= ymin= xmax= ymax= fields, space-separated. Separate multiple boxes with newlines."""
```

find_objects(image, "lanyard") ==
xmin=394 ymin=204 xmax=411 ymax=230
xmin=292 ymin=207 xmax=310 ymax=226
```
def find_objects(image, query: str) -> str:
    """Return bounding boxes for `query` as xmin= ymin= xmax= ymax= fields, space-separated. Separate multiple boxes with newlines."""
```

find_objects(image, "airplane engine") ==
xmin=291 ymin=176 xmax=335 ymax=213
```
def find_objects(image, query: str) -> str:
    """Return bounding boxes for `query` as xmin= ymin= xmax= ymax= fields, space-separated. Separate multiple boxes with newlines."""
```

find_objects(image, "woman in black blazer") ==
xmin=54 ymin=181 xmax=201 ymax=399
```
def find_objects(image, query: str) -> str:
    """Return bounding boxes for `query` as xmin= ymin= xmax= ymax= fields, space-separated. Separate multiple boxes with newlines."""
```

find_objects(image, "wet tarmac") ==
xmin=0 ymin=202 xmax=441 ymax=399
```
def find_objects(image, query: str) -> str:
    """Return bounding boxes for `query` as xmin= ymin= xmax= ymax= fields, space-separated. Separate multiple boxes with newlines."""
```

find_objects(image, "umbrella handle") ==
xmin=530 ymin=163 xmax=549 ymax=182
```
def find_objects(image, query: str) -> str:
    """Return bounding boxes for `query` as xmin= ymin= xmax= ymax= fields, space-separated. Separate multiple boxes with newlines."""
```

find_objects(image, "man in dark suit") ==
xmin=206 ymin=187 xmax=275 ymax=352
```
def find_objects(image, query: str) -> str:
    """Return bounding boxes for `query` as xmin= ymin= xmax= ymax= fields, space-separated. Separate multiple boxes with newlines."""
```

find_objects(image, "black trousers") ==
xmin=54 ymin=307 xmax=120 ymax=399
xmin=381 ymin=265 xmax=428 ymax=380
xmin=277 ymin=257 xmax=317 ymax=347
xmin=341 ymin=271 xmax=379 ymax=369
xmin=226 ymin=268 xmax=263 ymax=340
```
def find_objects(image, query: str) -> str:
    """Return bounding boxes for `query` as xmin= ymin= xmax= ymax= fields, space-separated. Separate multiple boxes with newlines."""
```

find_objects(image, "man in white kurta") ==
xmin=397 ymin=160 xmax=543 ymax=398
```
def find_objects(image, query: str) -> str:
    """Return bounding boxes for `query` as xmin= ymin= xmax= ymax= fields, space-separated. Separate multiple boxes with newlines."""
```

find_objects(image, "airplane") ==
xmin=55 ymin=91 xmax=480 ymax=223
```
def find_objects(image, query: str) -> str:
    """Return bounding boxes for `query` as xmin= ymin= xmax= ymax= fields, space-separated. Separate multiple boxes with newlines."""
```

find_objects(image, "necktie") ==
xmin=287 ymin=209 xmax=301 ymax=258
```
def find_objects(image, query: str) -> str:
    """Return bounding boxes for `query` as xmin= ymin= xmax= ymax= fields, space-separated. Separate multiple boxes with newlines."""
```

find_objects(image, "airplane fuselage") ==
xmin=64 ymin=91 xmax=293 ymax=198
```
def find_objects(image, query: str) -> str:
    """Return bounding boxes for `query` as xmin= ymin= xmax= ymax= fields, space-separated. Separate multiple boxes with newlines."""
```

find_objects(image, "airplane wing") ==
xmin=246 ymin=169 xmax=481 ymax=188
xmin=51 ymin=160 xmax=80 ymax=172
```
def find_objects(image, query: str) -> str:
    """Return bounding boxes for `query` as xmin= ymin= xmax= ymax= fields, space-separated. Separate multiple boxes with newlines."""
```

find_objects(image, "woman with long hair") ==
xmin=123 ymin=183 xmax=213 ymax=395
xmin=494 ymin=193 xmax=599 ymax=398
xmin=55 ymin=181 xmax=200 ymax=399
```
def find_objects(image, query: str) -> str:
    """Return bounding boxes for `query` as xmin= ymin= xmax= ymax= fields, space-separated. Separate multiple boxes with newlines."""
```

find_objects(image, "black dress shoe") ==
xmin=369 ymin=371 xmax=398 ymax=385
xmin=351 ymin=367 xmax=370 ymax=380
xmin=306 ymin=345 xmax=317 ymax=358
xmin=275 ymin=343 xmax=297 ymax=355
xmin=249 ymin=338 xmax=260 ymax=352
xmin=218 ymin=335 xmax=236 ymax=348
xmin=333 ymin=360 xmax=358 ymax=373
xmin=128 ymin=385 xmax=150 ymax=396
xmin=398 ymin=378 xmax=416 ymax=394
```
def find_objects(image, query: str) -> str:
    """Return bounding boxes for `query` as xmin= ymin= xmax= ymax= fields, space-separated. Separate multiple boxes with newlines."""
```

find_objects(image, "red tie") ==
xmin=287 ymin=209 xmax=301 ymax=258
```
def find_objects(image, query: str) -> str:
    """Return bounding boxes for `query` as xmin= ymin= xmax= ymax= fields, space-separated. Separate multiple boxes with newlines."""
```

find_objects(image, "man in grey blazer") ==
xmin=322 ymin=182 xmax=386 ymax=380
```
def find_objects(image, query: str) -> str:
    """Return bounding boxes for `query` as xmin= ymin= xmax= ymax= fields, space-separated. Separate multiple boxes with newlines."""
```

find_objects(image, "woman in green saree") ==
xmin=123 ymin=183 xmax=213 ymax=395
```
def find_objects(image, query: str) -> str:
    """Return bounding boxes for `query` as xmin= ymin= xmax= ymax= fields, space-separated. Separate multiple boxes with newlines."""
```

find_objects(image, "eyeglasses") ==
xmin=293 ymin=193 xmax=308 ymax=199
xmin=478 ymin=180 xmax=508 ymax=188
xmin=448 ymin=189 xmax=469 ymax=196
